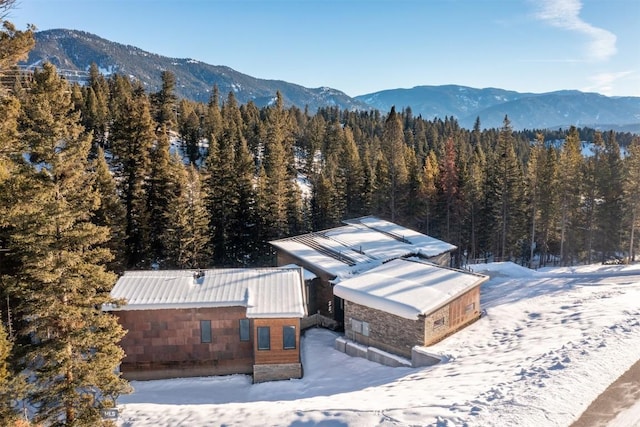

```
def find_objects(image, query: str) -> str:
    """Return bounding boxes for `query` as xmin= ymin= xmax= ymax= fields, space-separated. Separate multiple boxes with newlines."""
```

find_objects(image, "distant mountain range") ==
xmin=22 ymin=29 xmax=640 ymax=132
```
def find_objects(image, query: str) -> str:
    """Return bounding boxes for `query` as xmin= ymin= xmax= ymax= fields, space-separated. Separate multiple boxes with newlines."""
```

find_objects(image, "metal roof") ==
xmin=334 ymin=258 xmax=488 ymax=320
xmin=270 ymin=216 xmax=457 ymax=279
xmin=106 ymin=267 xmax=306 ymax=318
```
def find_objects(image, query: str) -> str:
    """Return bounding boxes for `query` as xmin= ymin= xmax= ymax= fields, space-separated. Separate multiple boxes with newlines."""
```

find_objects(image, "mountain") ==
xmin=356 ymin=86 xmax=640 ymax=131
xmin=23 ymin=29 xmax=370 ymax=112
xmin=23 ymin=29 xmax=640 ymax=132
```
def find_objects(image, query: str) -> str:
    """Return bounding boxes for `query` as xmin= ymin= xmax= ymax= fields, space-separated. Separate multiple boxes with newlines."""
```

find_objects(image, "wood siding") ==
xmin=424 ymin=285 xmax=481 ymax=346
xmin=253 ymin=318 xmax=301 ymax=365
xmin=276 ymin=250 xmax=337 ymax=319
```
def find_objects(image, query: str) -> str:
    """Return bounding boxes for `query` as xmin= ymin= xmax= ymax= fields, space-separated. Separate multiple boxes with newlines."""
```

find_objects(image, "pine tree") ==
xmin=439 ymin=136 xmax=460 ymax=242
xmin=79 ymin=64 xmax=110 ymax=152
xmin=582 ymin=131 xmax=603 ymax=263
xmin=537 ymin=145 xmax=560 ymax=266
xmin=177 ymin=99 xmax=202 ymax=165
xmin=596 ymin=131 xmax=623 ymax=260
xmin=0 ymin=319 xmax=18 ymax=424
xmin=381 ymin=106 xmax=408 ymax=221
xmin=420 ymin=150 xmax=439 ymax=235
xmin=146 ymin=127 xmax=177 ymax=267
xmin=340 ymin=127 xmax=365 ymax=218
xmin=92 ymin=146 xmax=127 ymax=273
xmin=109 ymin=80 xmax=154 ymax=268
xmin=202 ymin=85 xmax=223 ymax=161
xmin=623 ymin=138 xmax=640 ymax=262
xmin=151 ymin=70 xmax=177 ymax=131
xmin=558 ymin=126 xmax=583 ymax=264
xmin=526 ymin=133 xmax=545 ymax=267
xmin=163 ymin=160 xmax=210 ymax=268
xmin=11 ymin=63 xmax=129 ymax=426
xmin=262 ymin=92 xmax=297 ymax=238
xmin=463 ymin=143 xmax=486 ymax=262
xmin=0 ymin=20 xmax=34 ymax=96
xmin=486 ymin=116 xmax=526 ymax=260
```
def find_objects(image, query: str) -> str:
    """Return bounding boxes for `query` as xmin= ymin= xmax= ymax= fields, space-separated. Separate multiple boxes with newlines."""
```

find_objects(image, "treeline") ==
xmin=50 ymin=65 xmax=640 ymax=270
xmin=1 ymin=18 xmax=640 ymax=427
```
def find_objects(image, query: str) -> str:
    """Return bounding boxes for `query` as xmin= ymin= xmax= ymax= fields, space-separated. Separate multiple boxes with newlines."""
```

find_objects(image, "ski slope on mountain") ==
xmin=115 ymin=262 xmax=640 ymax=426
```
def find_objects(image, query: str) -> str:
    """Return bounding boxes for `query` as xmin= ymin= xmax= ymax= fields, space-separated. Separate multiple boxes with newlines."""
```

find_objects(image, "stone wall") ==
xmin=344 ymin=301 xmax=425 ymax=358
xmin=253 ymin=363 xmax=302 ymax=383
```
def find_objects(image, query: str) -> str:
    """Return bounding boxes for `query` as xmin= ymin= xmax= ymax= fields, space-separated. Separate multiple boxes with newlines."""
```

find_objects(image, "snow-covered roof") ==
xmin=333 ymin=258 xmax=488 ymax=320
xmin=280 ymin=264 xmax=317 ymax=281
xmin=270 ymin=216 xmax=457 ymax=279
xmin=106 ymin=267 xmax=306 ymax=318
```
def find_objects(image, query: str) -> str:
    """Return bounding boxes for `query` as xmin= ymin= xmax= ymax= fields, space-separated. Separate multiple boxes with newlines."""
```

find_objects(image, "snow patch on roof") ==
xmin=334 ymin=258 xmax=488 ymax=320
xmin=106 ymin=268 xmax=306 ymax=318
xmin=271 ymin=216 xmax=456 ymax=280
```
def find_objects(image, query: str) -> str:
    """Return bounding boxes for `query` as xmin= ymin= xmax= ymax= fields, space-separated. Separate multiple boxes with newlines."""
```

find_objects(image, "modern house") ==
xmin=104 ymin=267 xmax=306 ymax=383
xmin=270 ymin=216 xmax=457 ymax=326
xmin=333 ymin=258 xmax=489 ymax=359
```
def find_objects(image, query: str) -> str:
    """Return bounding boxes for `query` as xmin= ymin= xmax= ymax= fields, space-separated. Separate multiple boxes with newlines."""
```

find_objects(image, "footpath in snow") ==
xmin=116 ymin=262 xmax=640 ymax=427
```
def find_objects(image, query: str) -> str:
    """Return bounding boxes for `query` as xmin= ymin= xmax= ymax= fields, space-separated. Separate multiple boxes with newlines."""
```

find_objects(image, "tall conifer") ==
xmin=109 ymin=80 xmax=154 ymax=268
xmin=11 ymin=63 xmax=129 ymax=426
xmin=558 ymin=126 xmax=583 ymax=264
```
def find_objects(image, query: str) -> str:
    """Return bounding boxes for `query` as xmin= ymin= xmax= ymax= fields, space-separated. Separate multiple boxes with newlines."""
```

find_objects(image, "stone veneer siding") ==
xmin=344 ymin=301 xmax=425 ymax=358
xmin=253 ymin=363 xmax=302 ymax=383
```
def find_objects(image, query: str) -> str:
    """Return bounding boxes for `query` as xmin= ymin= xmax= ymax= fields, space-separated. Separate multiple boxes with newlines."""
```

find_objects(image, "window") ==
xmin=350 ymin=318 xmax=369 ymax=336
xmin=283 ymin=326 xmax=296 ymax=350
xmin=239 ymin=319 xmax=250 ymax=342
xmin=433 ymin=317 xmax=445 ymax=329
xmin=351 ymin=318 xmax=362 ymax=334
xmin=362 ymin=321 xmax=370 ymax=337
xmin=465 ymin=302 xmax=475 ymax=313
xmin=257 ymin=326 xmax=270 ymax=350
xmin=200 ymin=320 xmax=212 ymax=343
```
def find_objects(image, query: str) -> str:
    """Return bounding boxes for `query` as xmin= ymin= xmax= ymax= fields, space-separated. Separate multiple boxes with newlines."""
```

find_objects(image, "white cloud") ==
xmin=583 ymin=71 xmax=635 ymax=96
xmin=534 ymin=0 xmax=617 ymax=61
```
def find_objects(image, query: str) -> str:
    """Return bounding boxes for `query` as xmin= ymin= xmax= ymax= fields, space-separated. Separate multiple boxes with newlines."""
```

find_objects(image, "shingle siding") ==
xmin=115 ymin=306 xmax=253 ymax=380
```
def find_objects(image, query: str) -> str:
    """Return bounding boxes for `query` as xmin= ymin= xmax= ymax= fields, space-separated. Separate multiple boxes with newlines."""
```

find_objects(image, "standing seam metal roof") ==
xmin=106 ymin=268 xmax=306 ymax=318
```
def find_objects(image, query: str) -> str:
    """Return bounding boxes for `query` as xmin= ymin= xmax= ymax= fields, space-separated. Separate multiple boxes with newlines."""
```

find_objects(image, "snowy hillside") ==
xmin=115 ymin=262 xmax=640 ymax=426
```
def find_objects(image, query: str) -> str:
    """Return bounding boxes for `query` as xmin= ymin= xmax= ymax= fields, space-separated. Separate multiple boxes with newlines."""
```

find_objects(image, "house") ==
xmin=269 ymin=216 xmax=457 ymax=326
xmin=333 ymin=258 xmax=489 ymax=359
xmin=104 ymin=267 xmax=307 ymax=383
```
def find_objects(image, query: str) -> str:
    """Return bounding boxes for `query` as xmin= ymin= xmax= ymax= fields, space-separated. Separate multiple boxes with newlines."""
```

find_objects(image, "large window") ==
xmin=239 ymin=319 xmax=250 ymax=342
xmin=257 ymin=326 xmax=270 ymax=350
xmin=200 ymin=320 xmax=212 ymax=343
xmin=283 ymin=326 xmax=296 ymax=350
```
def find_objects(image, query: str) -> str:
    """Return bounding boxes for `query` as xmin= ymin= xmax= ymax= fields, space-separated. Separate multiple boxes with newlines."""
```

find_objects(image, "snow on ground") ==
xmin=116 ymin=262 xmax=640 ymax=427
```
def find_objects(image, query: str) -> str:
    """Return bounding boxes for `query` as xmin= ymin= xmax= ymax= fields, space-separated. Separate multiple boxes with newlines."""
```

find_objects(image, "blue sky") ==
xmin=7 ymin=0 xmax=640 ymax=97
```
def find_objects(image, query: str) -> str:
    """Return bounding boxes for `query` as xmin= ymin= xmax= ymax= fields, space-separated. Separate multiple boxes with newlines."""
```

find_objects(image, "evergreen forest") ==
xmin=0 ymin=6 xmax=639 ymax=425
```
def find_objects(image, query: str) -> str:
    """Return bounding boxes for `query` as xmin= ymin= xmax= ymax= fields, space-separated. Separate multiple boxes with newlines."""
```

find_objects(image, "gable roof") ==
xmin=105 ymin=267 xmax=306 ymax=318
xmin=270 ymin=216 xmax=456 ymax=279
xmin=333 ymin=258 xmax=488 ymax=320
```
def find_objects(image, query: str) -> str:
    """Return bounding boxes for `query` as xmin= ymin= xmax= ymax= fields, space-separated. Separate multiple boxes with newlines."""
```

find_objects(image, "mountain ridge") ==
xmin=22 ymin=29 xmax=640 ymax=132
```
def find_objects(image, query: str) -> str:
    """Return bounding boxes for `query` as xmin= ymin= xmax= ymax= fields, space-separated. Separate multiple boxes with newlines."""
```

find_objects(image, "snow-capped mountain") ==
xmin=23 ymin=29 xmax=640 ymax=132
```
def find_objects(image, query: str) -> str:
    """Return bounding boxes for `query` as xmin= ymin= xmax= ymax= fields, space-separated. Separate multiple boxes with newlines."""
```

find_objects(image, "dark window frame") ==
xmin=239 ymin=319 xmax=250 ymax=342
xmin=257 ymin=326 xmax=270 ymax=350
xmin=200 ymin=320 xmax=212 ymax=343
xmin=283 ymin=325 xmax=296 ymax=350
xmin=433 ymin=317 xmax=445 ymax=329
